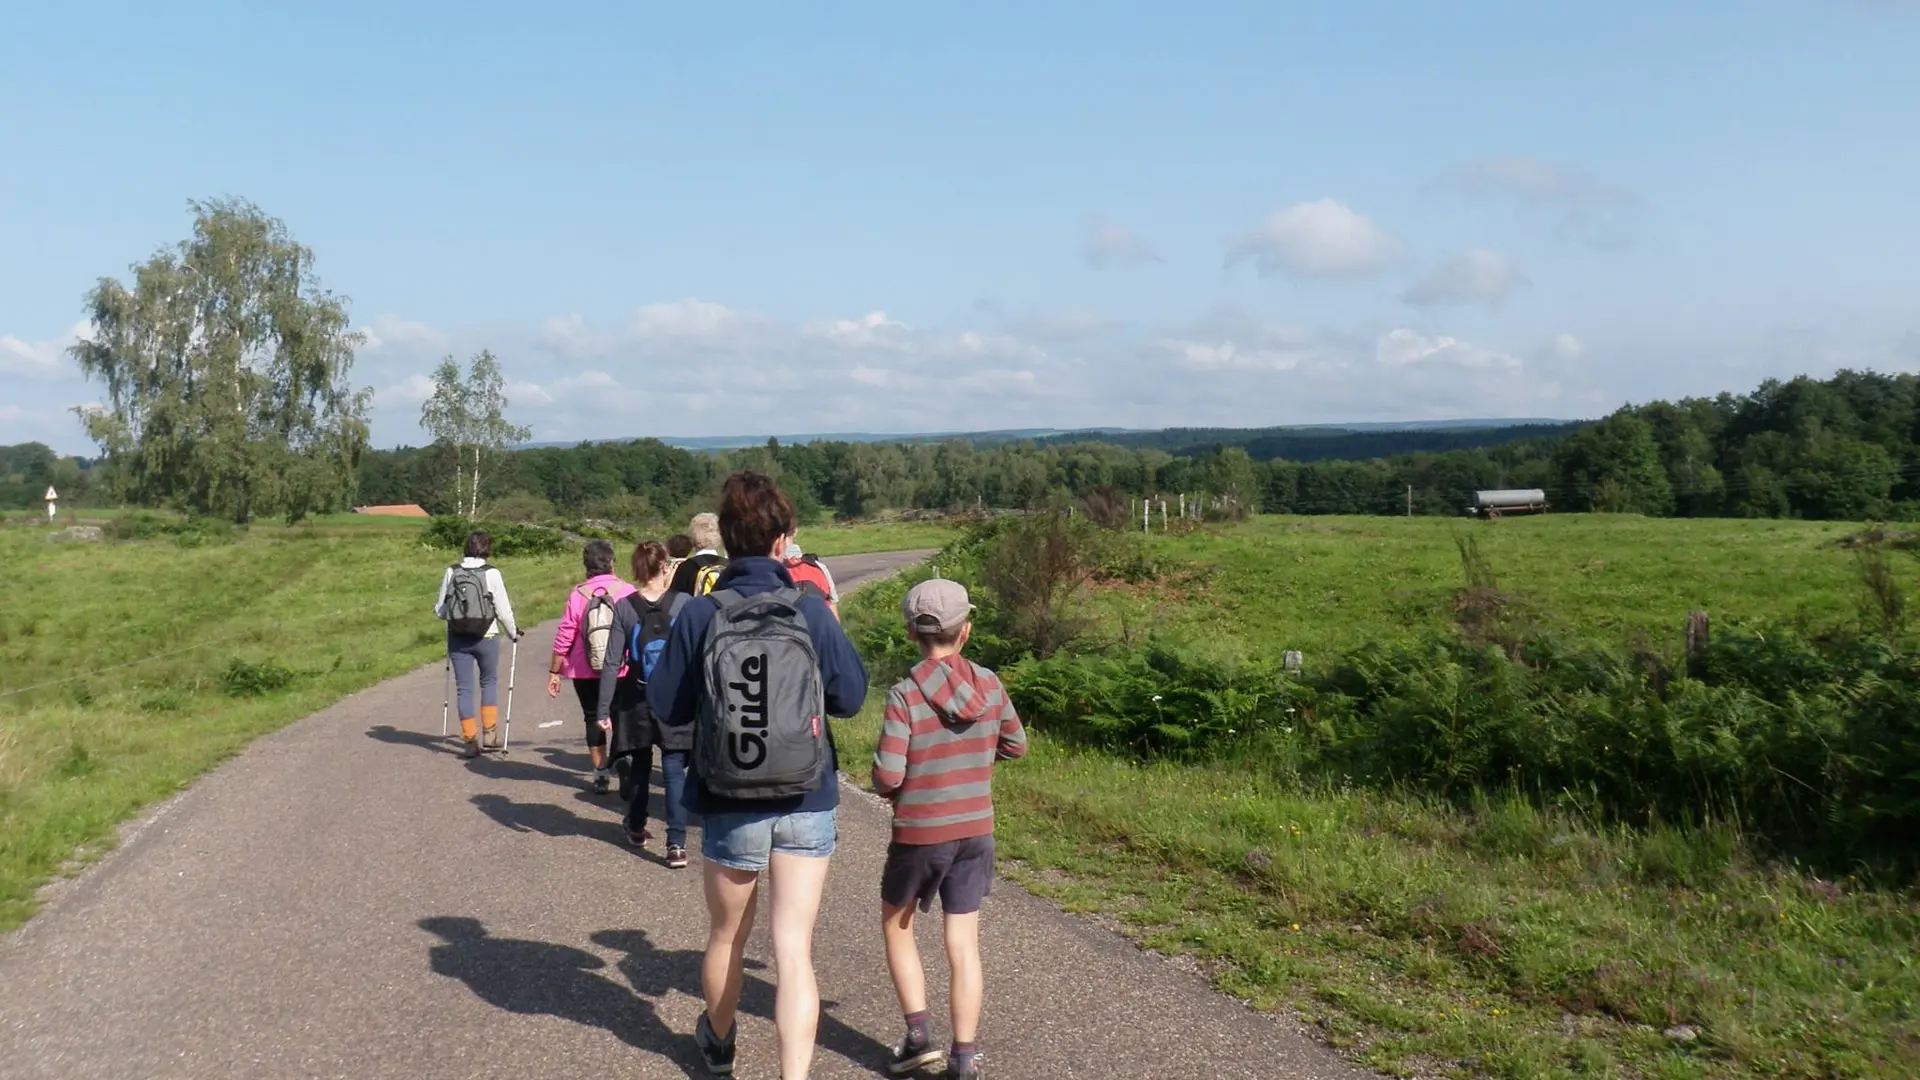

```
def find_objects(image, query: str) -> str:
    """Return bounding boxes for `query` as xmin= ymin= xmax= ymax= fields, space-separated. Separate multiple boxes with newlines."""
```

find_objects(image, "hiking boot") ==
xmin=482 ymin=726 xmax=503 ymax=751
xmin=459 ymin=737 xmax=482 ymax=760
xmin=943 ymin=1054 xmax=982 ymax=1080
xmin=592 ymin=771 xmax=611 ymax=795
xmin=887 ymin=1035 xmax=944 ymax=1075
xmin=695 ymin=1012 xmax=736 ymax=1076
xmin=666 ymin=845 xmax=689 ymax=870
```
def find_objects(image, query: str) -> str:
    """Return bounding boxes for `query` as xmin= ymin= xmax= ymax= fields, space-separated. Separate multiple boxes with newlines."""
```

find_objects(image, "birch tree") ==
xmin=69 ymin=198 xmax=371 ymax=523
xmin=418 ymin=350 xmax=529 ymax=517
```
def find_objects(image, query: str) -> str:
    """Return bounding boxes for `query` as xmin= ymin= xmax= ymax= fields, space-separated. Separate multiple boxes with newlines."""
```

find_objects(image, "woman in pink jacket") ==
xmin=546 ymin=538 xmax=637 ymax=793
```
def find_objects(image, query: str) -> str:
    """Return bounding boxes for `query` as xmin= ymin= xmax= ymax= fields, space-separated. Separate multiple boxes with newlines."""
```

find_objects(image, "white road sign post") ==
xmin=45 ymin=486 xmax=58 ymax=522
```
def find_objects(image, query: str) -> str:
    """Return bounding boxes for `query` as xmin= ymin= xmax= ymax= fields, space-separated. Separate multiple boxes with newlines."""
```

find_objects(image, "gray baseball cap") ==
xmin=902 ymin=578 xmax=974 ymax=634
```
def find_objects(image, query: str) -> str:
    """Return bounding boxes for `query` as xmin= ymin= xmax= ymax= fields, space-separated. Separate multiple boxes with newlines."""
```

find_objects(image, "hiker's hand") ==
xmin=598 ymin=717 xmax=612 ymax=734
xmin=547 ymin=673 xmax=561 ymax=697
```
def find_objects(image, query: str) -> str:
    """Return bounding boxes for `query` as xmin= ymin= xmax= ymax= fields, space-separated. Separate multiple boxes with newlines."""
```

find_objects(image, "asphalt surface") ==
xmin=0 ymin=550 xmax=1375 ymax=1080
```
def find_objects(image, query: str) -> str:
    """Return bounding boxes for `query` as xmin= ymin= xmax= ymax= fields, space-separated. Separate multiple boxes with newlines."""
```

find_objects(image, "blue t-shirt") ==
xmin=646 ymin=555 xmax=870 ymax=815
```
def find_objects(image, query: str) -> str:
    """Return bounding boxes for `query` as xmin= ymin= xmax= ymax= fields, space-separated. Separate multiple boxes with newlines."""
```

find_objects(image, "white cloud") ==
xmin=630 ymin=299 xmax=756 ymax=340
xmin=382 ymin=373 xmax=438 ymax=408
xmin=1444 ymin=157 xmax=1642 ymax=250
xmin=0 ymin=321 xmax=93 ymax=379
xmin=1551 ymin=333 xmax=1584 ymax=364
xmin=807 ymin=310 xmax=911 ymax=350
xmin=1402 ymin=249 xmax=1529 ymax=308
xmin=539 ymin=313 xmax=606 ymax=359
xmin=1376 ymin=328 xmax=1521 ymax=372
xmin=0 ymin=403 xmax=25 ymax=423
xmin=358 ymin=315 xmax=450 ymax=354
xmin=1082 ymin=215 xmax=1164 ymax=267
xmin=1226 ymin=198 xmax=1403 ymax=280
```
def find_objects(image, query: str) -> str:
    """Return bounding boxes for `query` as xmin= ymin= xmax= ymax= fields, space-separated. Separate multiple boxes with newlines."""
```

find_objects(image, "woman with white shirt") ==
xmin=434 ymin=529 xmax=522 ymax=758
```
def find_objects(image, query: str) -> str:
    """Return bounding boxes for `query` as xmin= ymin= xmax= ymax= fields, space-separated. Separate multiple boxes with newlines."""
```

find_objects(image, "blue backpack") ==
xmin=627 ymin=592 xmax=685 ymax=683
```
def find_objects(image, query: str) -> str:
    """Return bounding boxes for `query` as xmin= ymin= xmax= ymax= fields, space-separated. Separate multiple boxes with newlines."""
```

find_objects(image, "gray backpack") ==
xmin=694 ymin=587 xmax=828 ymax=800
xmin=445 ymin=563 xmax=496 ymax=637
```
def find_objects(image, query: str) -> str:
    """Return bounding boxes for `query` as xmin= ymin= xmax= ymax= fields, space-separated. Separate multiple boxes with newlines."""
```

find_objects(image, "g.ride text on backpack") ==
xmin=695 ymin=587 xmax=827 ymax=800
xmin=445 ymin=563 xmax=497 ymax=637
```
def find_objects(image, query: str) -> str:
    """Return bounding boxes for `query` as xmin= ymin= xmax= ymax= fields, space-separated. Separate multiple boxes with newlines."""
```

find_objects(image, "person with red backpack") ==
xmin=546 ymin=539 xmax=636 ymax=794
xmin=782 ymin=535 xmax=840 ymax=620
xmin=595 ymin=540 xmax=692 ymax=867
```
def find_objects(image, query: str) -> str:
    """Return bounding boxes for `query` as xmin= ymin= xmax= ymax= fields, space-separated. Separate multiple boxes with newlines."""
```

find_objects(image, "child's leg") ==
xmin=882 ymin=902 xmax=926 ymax=1017
xmin=943 ymin=910 xmax=983 ymax=1044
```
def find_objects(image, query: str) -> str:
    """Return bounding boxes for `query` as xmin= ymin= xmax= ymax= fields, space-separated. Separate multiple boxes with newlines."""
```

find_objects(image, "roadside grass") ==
xmin=1096 ymin=515 xmax=1864 ymax=662
xmin=0 ymin=520 xmax=931 ymax=930
xmin=836 ymin=517 xmax=1920 ymax=1080
xmin=834 ymin=712 xmax=1920 ymax=1080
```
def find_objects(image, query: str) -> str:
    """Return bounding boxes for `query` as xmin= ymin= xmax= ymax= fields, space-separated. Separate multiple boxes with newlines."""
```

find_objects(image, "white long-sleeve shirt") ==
xmin=434 ymin=557 xmax=520 ymax=639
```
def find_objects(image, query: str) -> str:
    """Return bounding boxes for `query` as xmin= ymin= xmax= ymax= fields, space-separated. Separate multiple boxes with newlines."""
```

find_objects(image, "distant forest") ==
xmin=13 ymin=370 xmax=1920 ymax=524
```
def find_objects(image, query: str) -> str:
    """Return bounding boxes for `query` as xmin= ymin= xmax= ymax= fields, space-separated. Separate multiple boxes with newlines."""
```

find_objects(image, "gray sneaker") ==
xmin=944 ymin=1053 xmax=982 ymax=1079
xmin=459 ymin=737 xmax=481 ymax=760
xmin=482 ymin=726 xmax=503 ymax=751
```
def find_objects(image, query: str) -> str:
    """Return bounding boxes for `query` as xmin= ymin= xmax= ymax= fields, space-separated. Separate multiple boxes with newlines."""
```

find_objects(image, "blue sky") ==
xmin=4 ymin=0 xmax=1918 ymax=452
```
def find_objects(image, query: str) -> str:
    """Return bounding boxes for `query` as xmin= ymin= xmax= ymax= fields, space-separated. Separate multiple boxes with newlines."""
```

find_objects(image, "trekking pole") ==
xmin=503 ymin=638 xmax=518 ymax=752
xmin=441 ymin=659 xmax=451 ymax=739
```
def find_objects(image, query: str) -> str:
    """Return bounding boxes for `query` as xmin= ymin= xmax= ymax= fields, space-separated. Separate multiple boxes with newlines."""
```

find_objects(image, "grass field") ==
xmin=0 ymin=518 xmax=946 ymax=930
xmin=838 ymin=514 xmax=1920 ymax=1080
xmin=1089 ymin=514 xmax=1867 ymax=662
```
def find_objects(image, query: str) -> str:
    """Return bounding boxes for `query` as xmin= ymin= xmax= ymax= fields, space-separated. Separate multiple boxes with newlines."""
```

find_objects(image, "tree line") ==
xmin=345 ymin=368 xmax=1920 ymax=524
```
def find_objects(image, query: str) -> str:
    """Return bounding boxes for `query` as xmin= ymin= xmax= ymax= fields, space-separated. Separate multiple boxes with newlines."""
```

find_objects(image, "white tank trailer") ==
xmin=1467 ymin=488 xmax=1548 ymax=519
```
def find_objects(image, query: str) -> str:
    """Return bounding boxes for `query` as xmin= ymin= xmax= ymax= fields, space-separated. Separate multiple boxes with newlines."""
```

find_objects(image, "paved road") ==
xmin=0 ymin=550 xmax=1373 ymax=1080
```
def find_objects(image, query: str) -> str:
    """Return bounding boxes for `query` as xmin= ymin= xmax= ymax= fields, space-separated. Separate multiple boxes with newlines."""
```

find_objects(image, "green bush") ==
xmin=423 ymin=516 xmax=567 ymax=557
xmin=219 ymin=658 xmax=297 ymax=697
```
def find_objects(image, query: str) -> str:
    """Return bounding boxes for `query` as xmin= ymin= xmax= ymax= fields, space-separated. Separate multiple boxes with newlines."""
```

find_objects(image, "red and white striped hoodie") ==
xmin=872 ymin=654 xmax=1028 ymax=845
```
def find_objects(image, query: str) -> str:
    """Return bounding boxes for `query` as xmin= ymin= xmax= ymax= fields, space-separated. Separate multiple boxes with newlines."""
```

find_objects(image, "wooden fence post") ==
xmin=1685 ymin=611 xmax=1709 ymax=678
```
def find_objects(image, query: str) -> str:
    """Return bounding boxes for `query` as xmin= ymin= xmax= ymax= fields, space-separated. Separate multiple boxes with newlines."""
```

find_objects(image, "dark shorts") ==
xmin=571 ymin=679 xmax=607 ymax=747
xmin=881 ymin=835 xmax=995 ymax=915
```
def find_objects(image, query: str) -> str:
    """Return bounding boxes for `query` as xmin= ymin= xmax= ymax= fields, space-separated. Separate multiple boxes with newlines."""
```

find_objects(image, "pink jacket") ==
xmin=552 ymin=574 xmax=637 ymax=679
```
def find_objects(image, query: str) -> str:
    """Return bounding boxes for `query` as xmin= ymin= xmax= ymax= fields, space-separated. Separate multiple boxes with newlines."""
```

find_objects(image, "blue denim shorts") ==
xmin=700 ymin=808 xmax=837 ymax=871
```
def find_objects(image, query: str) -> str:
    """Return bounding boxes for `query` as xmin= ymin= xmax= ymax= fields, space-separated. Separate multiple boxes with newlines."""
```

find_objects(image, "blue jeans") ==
xmin=623 ymin=749 xmax=690 ymax=849
xmin=701 ymin=808 xmax=837 ymax=872
xmin=446 ymin=633 xmax=499 ymax=719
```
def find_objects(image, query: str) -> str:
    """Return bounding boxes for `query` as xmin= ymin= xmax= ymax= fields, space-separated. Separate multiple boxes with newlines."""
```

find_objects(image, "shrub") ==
xmin=423 ymin=516 xmax=567 ymax=557
xmin=977 ymin=513 xmax=1100 ymax=659
xmin=220 ymin=658 xmax=297 ymax=697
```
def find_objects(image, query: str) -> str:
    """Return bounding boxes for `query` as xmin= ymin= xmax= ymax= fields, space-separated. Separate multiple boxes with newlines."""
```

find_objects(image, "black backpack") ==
xmin=445 ymin=563 xmax=496 ymax=636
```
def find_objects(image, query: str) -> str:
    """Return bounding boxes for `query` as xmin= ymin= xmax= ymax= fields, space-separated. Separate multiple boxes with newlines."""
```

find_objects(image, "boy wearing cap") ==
xmin=872 ymin=579 xmax=1028 ymax=1080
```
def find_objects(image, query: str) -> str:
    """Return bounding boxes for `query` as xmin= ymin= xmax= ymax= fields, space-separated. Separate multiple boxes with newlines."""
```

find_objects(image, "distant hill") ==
xmin=1038 ymin=420 xmax=1587 ymax=462
xmin=515 ymin=418 xmax=1581 ymax=457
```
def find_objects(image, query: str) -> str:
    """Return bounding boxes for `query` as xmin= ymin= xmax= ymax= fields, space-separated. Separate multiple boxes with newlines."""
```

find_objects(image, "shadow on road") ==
xmin=415 ymin=917 xmax=892 ymax=1077
xmin=364 ymin=725 xmax=589 ymax=789
xmin=470 ymin=793 xmax=631 ymax=850
xmin=417 ymin=916 xmax=703 ymax=1075
xmin=593 ymin=929 xmax=894 ymax=1074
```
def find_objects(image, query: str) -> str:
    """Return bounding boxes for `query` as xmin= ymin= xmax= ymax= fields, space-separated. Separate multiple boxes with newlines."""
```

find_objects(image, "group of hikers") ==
xmin=432 ymin=471 xmax=1027 ymax=1080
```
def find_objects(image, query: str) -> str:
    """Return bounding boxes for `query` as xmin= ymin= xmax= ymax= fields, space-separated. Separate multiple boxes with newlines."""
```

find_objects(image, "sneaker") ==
xmin=944 ymin=1054 xmax=982 ymax=1080
xmin=592 ymin=771 xmax=611 ymax=795
xmin=482 ymin=726 xmax=503 ymax=751
xmin=459 ymin=738 xmax=481 ymax=760
xmin=666 ymin=845 xmax=689 ymax=870
xmin=625 ymin=826 xmax=650 ymax=849
xmin=887 ymin=1036 xmax=944 ymax=1075
xmin=695 ymin=1012 xmax=736 ymax=1076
